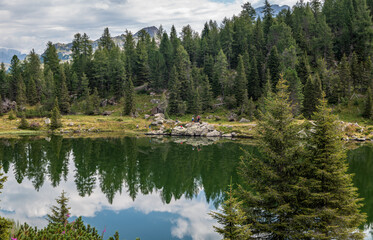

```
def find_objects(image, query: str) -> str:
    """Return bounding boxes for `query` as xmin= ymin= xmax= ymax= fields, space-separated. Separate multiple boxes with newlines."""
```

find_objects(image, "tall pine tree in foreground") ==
xmin=300 ymin=96 xmax=366 ymax=239
xmin=210 ymin=183 xmax=250 ymax=240
xmin=238 ymin=75 xmax=305 ymax=239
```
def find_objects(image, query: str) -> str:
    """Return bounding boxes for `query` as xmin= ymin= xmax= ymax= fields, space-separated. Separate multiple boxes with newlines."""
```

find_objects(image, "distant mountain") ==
xmin=255 ymin=4 xmax=290 ymax=19
xmin=45 ymin=26 xmax=159 ymax=62
xmin=0 ymin=48 xmax=27 ymax=64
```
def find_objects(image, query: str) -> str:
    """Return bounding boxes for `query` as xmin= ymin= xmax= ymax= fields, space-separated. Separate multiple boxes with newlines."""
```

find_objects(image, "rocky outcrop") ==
xmin=146 ymin=121 xmax=224 ymax=137
xmin=1 ymin=98 xmax=17 ymax=113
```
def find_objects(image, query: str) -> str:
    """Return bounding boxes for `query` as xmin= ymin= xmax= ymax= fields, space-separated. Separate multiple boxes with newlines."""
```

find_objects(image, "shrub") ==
xmin=8 ymin=110 xmax=16 ymax=120
xmin=18 ymin=113 xmax=30 ymax=129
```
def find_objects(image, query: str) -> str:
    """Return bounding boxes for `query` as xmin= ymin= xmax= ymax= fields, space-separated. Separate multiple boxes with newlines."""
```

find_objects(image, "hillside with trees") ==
xmin=0 ymin=0 xmax=373 ymax=124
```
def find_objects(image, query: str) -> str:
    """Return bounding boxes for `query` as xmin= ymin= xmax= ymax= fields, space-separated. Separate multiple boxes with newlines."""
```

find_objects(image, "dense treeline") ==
xmin=1 ymin=0 xmax=373 ymax=119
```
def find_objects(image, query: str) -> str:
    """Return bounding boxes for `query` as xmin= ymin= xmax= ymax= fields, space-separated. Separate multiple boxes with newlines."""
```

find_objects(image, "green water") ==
xmin=0 ymin=136 xmax=372 ymax=239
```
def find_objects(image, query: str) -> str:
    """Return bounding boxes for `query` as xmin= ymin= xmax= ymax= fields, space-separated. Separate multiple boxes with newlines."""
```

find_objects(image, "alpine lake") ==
xmin=0 ymin=136 xmax=372 ymax=240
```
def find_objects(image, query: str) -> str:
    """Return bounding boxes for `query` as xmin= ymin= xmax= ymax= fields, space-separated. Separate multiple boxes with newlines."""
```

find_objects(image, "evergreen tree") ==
xmin=235 ymin=55 xmax=247 ymax=107
xmin=303 ymin=74 xmax=322 ymax=119
xmin=296 ymin=53 xmax=311 ymax=85
xmin=363 ymin=87 xmax=373 ymax=119
xmin=124 ymin=76 xmax=135 ymax=116
xmin=0 ymin=165 xmax=12 ymax=239
xmin=99 ymin=27 xmax=115 ymax=50
xmin=18 ymin=112 xmax=30 ymax=129
xmin=58 ymin=70 xmax=70 ymax=114
xmin=248 ymin=56 xmax=261 ymax=100
xmin=80 ymin=73 xmax=90 ymax=99
xmin=338 ymin=54 xmax=352 ymax=99
xmin=50 ymin=98 xmax=62 ymax=130
xmin=201 ymin=75 xmax=214 ymax=111
xmin=300 ymin=97 xmax=366 ymax=238
xmin=124 ymin=30 xmax=137 ymax=78
xmin=210 ymin=184 xmax=250 ymax=240
xmin=135 ymin=38 xmax=150 ymax=86
xmin=9 ymin=55 xmax=22 ymax=101
xmin=27 ymin=78 xmax=38 ymax=105
xmin=284 ymin=68 xmax=304 ymax=116
xmin=0 ymin=63 xmax=7 ymax=99
xmin=16 ymin=78 xmax=27 ymax=106
xmin=213 ymin=49 xmax=229 ymax=97
xmin=167 ymin=66 xmax=181 ymax=115
xmin=267 ymin=46 xmax=280 ymax=87
xmin=262 ymin=0 xmax=274 ymax=38
xmin=43 ymin=41 xmax=60 ymax=76
xmin=238 ymin=76 xmax=305 ymax=239
xmin=46 ymin=190 xmax=71 ymax=225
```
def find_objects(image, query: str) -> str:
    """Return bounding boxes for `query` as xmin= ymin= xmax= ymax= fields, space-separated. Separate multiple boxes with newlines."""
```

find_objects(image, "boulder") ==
xmin=222 ymin=133 xmax=232 ymax=138
xmin=100 ymin=99 xmax=108 ymax=107
xmin=172 ymin=126 xmax=187 ymax=136
xmin=154 ymin=113 xmax=165 ymax=119
xmin=239 ymin=118 xmax=250 ymax=123
xmin=144 ymin=114 xmax=151 ymax=119
xmin=68 ymin=122 xmax=74 ymax=126
xmin=45 ymin=118 xmax=51 ymax=125
xmin=102 ymin=111 xmax=113 ymax=116
xmin=228 ymin=113 xmax=238 ymax=122
xmin=206 ymin=130 xmax=221 ymax=137
xmin=1 ymin=98 xmax=17 ymax=113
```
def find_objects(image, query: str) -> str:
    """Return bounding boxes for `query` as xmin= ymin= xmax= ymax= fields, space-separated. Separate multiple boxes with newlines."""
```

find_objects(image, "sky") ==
xmin=0 ymin=0 xmax=295 ymax=54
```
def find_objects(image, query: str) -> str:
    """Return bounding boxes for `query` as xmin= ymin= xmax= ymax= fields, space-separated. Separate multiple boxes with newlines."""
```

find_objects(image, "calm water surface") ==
xmin=0 ymin=136 xmax=372 ymax=239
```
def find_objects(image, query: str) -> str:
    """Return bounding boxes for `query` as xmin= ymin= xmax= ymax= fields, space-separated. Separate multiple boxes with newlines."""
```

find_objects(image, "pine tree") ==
xmin=99 ymin=27 xmax=115 ymax=50
xmin=267 ymin=46 xmax=280 ymax=88
xmin=300 ymin=96 xmax=366 ymax=239
xmin=210 ymin=184 xmax=250 ymax=240
xmin=43 ymin=41 xmax=60 ymax=76
xmin=339 ymin=54 xmax=352 ymax=99
xmin=27 ymin=78 xmax=38 ymax=105
xmin=284 ymin=68 xmax=304 ymax=116
xmin=201 ymin=75 xmax=214 ymax=112
xmin=167 ymin=66 xmax=181 ymax=115
xmin=213 ymin=49 xmax=229 ymax=97
xmin=0 ymin=166 xmax=12 ymax=239
xmin=303 ymin=74 xmax=322 ymax=119
xmin=363 ymin=87 xmax=373 ymax=119
xmin=235 ymin=55 xmax=247 ymax=108
xmin=46 ymin=190 xmax=71 ymax=225
xmin=124 ymin=76 xmax=135 ymax=116
xmin=18 ymin=112 xmax=29 ymax=129
xmin=16 ymin=78 xmax=27 ymax=106
xmin=58 ymin=70 xmax=70 ymax=114
xmin=80 ymin=73 xmax=90 ymax=99
xmin=50 ymin=98 xmax=62 ymax=130
xmin=238 ymin=75 xmax=305 ymax=239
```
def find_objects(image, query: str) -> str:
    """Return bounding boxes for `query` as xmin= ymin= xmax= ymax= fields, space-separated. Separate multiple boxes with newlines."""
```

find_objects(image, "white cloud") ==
xmin=0 ymin=0 xmax=296 ymax=54
xmin=0 ymin=157 xmax=220 ymax=240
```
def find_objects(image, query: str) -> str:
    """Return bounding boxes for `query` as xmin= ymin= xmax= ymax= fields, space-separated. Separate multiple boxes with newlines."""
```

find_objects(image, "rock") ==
xmin=206 ymin=130 xmax=221 ymax=137
xmin=102 ymin=111 xmax=113 ymax=116
xmin=145 ymin=114 xmax=151 ymax=119
xmin=45 ymin=118 xmax=51 ymax=125
xmin=356 ymin=137 xmax=366 ymax=141
xmin=154 ymin=113 xmax=165 ymax=119
xmin=231 ymin=132 xmax=237 ymax=137
xmin=172 ymin=126 xmax=187 ymax=136
xmin=150 ymin=99 xmax=161 ymax=104
xmin=1 ymin=98 xmax=17 ymax=113
xmin=107 ymin=97 xmax=117 ymax=105
xmin=215 ymin=116 xmax=221 ymax=121
xmin=222 ymin=133 xmax=232 ymax=138
xmin=100 ymin=99 xmax=108 ymax=107
xmin=68 ymin=122 xmax=74 ymax=126
xmin=239 ymin=118 xmax=250 ymax=123
xmin=228 ymin=113 xmax=238 ymax=122
xmin=73 ymin=129 xmax=81 ymax=133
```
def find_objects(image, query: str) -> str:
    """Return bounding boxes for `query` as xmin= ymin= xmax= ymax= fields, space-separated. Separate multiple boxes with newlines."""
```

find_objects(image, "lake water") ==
xmin=0 ymin=136 xmax=372 ymax=239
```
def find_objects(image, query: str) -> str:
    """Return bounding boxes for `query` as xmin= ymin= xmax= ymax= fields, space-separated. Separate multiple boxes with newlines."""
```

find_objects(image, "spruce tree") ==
xmin=46 ymin=190 xmax=71 ymax=225
xmin=201 ymin=75 xmax=214 ymax=112
xmin=303 ymin=74 xmax=322 ymax=119
xmin=235 ymin=55 xmax=247 ymax=108
xmin=0 ymin=166 xmax=12 ymax=239
xmin=238 ymin=75 xmax=305 ymax=239
xmin=267 ymin=46 xmax=280 ymax=88
xmin=124 ymin=76 xmax=135 ymax=116
xmin=18 ymin=112 xmax=30 ymax=129
xmin=300 ymin=96 xmax=366 ymax=239
xmin=27 ymin=78 xmax=38 ymax=105
xmin=363 ymin=87 xmax=373 ymax=119
xmin=210 ymin=184 xmax=250 ymax=240
xmin=167 ymin=66 xmax=181 ymax=115
xmin=50 ymin=98 xmax=62 ymax=130
xmin=16 ymin=78 xmax=27 ymax=106
xmin=58 ymin=72 xmax=70 ymax=114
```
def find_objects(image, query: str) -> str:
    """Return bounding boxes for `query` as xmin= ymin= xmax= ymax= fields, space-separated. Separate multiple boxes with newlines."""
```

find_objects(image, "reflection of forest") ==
xmin=348 ymin=145 xmax=373 ymax=226
xmin=0 ymin=136 xmax=247 ymax=206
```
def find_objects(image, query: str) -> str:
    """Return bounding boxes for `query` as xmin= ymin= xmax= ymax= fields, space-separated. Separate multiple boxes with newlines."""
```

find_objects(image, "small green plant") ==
xmin=18 ymin=112 xmax=30 ymax=129
xmin=8 ymin=110 xmax=16 ymax=120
